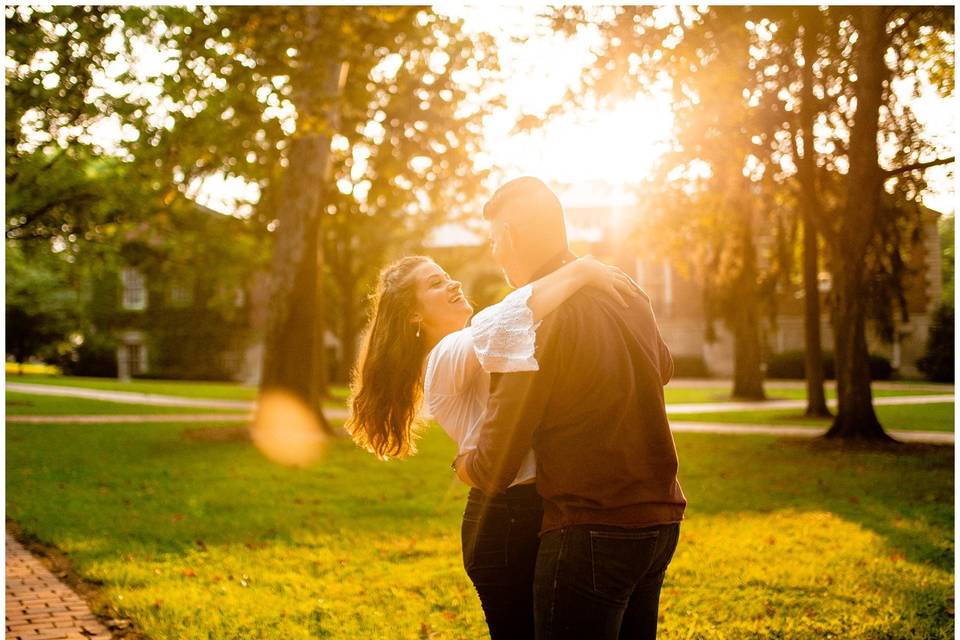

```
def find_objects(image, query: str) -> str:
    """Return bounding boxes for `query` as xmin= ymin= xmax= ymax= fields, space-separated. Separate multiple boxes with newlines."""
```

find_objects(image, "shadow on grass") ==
xmin=6 ymin=422 xmax=467 ymax=561
xmin=6 ymin=423 xmax=954 ymax=577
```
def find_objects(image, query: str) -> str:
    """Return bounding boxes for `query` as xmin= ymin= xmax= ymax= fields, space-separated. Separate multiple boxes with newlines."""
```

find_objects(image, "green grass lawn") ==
xmin=5 ymin=392 xmax=251 ymax=416
xmin=671 ymin=402 xmax=956 ymax=432
xmin=6 ymin=420 xmax=953 ymax=639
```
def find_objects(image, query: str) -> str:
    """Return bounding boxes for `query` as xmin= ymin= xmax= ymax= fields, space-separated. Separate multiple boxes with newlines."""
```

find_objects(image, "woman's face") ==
xmin=411 ymin=261 xmax=473 ymax=337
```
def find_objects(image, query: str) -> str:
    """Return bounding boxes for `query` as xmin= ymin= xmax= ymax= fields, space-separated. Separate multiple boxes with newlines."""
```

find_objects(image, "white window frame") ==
xmin=120 ymin=268 xmax=147 ymax=311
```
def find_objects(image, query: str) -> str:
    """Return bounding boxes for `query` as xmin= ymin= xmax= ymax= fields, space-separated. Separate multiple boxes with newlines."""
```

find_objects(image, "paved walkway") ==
xmin=7 ymin=382 xmax=252 ymax=409
xmin=7 ymin=383 xmax=953 ymax=442
xmin=9 ymin=382 xmax=953 ymax=416
xmin=5 ymin=534 xmax=112 ymax=640
xmin=7 ymin=413 xmax=257 ymax=424
xmin=664 ymin=378 xmax=954 ymax=392
xmin=666 ymin=394 xmax=953 ymax=414
xmin=670 ymin=421 xmax=954 ymax=444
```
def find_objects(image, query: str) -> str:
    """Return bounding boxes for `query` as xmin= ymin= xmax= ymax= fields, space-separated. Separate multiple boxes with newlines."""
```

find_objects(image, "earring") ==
xmin=416 ymin=320 xmax=421 ymax=338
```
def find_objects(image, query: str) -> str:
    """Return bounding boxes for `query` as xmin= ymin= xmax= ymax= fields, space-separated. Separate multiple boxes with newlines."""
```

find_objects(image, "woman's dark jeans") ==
xmin=533 ymin=522 xmax=681 ymax=640
xmin=461 ymin=484 xmax=544 ymax=640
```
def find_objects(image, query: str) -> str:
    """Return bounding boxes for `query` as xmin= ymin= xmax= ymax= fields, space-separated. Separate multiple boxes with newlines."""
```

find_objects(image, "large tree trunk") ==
xmin=730 ymin=205 xmax=766 ymax=400
xmin=261 ymin=136 xmax=333 ymax=430
xmin=730 ymin=294 xmax=766 ymax=399
xmin=308 ymin=214 xmax=329 ymax=406
xmin=797 ymin=8 xmax=831 ymax=417
xmin=262 ymin=218 xmax=327 ymax=401
xmin=824 ymin=6 xmax=893 ymax=441
xmin=260 ymin=26 xmax=346 ymax=433
xmin=826 ymin=268 xmax=891 ymax=440
xmin=801 ymin=217 xmax=831 ymax=416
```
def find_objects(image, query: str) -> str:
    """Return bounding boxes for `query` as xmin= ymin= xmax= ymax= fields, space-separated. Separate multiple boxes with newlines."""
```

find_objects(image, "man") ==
xmin=455 ymin=176 xmax=686 ymax=639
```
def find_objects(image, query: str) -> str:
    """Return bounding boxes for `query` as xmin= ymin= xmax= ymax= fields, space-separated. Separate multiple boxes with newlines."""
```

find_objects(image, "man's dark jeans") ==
xmin=461 ymin=484 xmax=543 ymax=640
xmin=533 ymin=522 xmax=681 ymax=640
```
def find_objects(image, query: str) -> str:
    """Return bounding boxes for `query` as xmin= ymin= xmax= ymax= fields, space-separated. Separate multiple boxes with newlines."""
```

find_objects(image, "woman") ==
xmin=346 ymin=254 xmax=638 ymax=639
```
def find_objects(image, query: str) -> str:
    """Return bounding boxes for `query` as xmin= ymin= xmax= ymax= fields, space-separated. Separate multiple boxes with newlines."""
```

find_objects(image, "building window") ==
xmin=120 ymin=268 xmax=147 ymax=311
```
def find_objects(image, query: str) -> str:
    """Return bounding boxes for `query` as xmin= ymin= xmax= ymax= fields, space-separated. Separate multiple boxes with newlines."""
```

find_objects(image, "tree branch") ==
xmin=882 ymin=156 xmax=955 ymax=177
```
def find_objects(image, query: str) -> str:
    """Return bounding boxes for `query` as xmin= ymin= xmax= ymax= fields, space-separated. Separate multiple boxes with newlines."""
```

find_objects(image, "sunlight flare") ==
xmin=250 ymin=390 xmax=329 ymax=467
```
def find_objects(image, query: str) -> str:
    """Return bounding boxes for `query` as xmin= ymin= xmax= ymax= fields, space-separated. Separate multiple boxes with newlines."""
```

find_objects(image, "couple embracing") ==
xmin=347 ymin=177 xmax=687 ymax=639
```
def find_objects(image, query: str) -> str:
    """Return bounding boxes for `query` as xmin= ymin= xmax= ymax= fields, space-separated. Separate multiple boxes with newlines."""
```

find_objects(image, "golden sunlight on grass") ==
xmin=250 ymin=390 xmax=329 ymax=467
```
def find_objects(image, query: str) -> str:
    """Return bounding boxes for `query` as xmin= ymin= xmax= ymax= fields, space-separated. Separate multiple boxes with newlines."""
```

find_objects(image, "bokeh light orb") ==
xmin=250 ymin=389 xmax=329 ymax=467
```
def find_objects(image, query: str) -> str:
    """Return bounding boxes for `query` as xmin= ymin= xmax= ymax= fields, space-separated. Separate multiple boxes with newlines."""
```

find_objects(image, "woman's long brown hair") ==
xmin=346 ymin=256 xmax=432 ymax=459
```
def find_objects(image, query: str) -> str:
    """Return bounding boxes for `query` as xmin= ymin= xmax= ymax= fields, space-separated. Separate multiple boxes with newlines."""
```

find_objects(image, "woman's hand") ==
xmin=575 ymin=256 xmax=643 ymax=308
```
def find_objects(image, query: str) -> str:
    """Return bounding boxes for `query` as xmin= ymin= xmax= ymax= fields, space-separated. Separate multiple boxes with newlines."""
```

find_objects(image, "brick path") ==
xmin=5 ymin=533 xmax=112 ymax=640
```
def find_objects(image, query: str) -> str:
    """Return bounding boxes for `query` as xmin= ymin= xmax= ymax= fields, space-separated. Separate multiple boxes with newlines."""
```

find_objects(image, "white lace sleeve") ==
xmin=467 ymin=284 xmax=541 ymax=373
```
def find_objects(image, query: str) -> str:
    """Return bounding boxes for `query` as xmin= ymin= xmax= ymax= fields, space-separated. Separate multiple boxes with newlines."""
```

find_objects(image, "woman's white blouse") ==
xmin=423 ymin=284 xmax=539 ymax=487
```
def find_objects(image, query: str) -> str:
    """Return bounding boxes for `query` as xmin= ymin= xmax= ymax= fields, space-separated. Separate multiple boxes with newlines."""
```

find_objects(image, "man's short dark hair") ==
xmin=483 ymin=176 xmax=563 ymax=223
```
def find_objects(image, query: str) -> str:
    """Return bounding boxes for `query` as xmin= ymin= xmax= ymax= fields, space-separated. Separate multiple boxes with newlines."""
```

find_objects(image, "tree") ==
xmin=5 ymin=243 xmax=80 ymax=371
xmin=124 ymin=7 xmax=497 ymax=428
xmin=312 ymin=9 xmax=495 ymax=383
xmin=552 ymin=6 xmax=801 ymax=399
xmin=791 ymin=7 xmax=953 ymax=439
xmin=793 ymin=7 xmax=831 ymax=416
xmin=557 ymin=6 xmax=953 ymax=437
xmin=5 ymin=7 xmax=156 ymax=248
xmin=7 ymin=7 xmax=497 ymax=429
xmin=726 ymin=6 xmax=952 ymax=431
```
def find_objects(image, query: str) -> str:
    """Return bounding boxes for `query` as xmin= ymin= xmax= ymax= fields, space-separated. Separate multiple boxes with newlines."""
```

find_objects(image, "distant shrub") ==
xmin=766 ymin=351 xmax=831 ymax=379
xmin=867 ymin=354 xmax=893 ymax=381
xmin=59 ymin=332 xmax=118 ymax=378
xmin=766 ymin=351 xmax=893 ymax=381
xmin=917 ymin=304 xmax=954 ymax=383
xmin=672 ymin=355 xmax=711 ymax=378
xmin=134 ymin=368 xmax=232 ymax=382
